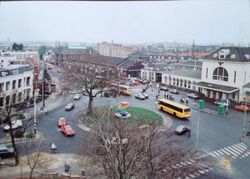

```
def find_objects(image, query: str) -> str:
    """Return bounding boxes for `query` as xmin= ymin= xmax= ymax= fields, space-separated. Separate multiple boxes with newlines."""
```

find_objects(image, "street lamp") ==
xmin=34 ymin=89 xmax=39 ymax=135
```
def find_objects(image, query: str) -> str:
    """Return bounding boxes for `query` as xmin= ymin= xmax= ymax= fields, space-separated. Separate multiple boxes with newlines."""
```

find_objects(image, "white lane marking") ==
xmin=226 ymin=147 xmax=241 ymax=156
xmin=210 ymin=153 xmax=217 ymax=157
xmin=238 ymin=143 xmax=247 ymax=149
xmin=219 ymin=149 xmax=231 ymax=156
xmin=231 ymin=145 xmax=245 ymax=153
xmin=216 ymin=150 xmax=224 ymax=155
xmin=212 ymin=151 xmax=221 ymax=156
xmin=234 ymin=143 xmax=247 ymax=151
xmin=223 ymin=148 xmax=238 ymax=157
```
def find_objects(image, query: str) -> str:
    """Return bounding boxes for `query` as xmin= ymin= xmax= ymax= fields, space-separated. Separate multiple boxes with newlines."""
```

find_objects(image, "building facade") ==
xmin=0 ymin=65 xmax=34 ymax=107
xmin=97 ymin=42 xmax=136 ymax=58
xmin=141 ymin=47 xmax=250 ymax=102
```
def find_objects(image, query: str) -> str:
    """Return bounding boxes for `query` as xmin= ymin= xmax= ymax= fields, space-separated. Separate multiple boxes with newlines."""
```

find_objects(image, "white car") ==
xmin=214 ymin=99 xmax=230 ymax=106
xmin=135 ymin=93 xmax=146 ymax=100
xmin=142 ymin=93 xmax=149 ymax=99
xmin=65 ymin=103 xmax=75 ymax=111
xmin=73 ymin=94 xmax=81 ymax=100
xmin=3 ymin=120 xmax=22 ymax=131
xmin=169 ymin=89 xmax=179 ymax=94
xmin=186 ymin=93 xmax=199 ymax=99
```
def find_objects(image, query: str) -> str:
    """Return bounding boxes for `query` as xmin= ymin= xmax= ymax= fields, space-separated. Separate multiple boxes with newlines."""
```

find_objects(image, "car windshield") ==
xmin=65 ymin=126 xmax=72 ymax=130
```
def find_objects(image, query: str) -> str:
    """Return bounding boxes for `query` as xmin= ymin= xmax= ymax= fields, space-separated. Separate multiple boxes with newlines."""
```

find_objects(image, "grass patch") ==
xmin=79 ymin=106 xmax=163 ymax=127
xmin=114 ymin=106 xmax=163 ymax=125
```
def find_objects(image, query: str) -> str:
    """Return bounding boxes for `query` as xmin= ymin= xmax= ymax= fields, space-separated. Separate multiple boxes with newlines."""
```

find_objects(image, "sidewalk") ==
xmin=0 ymin=153 xmax=87 ymax=179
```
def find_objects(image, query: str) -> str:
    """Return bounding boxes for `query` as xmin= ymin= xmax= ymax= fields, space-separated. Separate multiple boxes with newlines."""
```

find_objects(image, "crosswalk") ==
xmin=163 ymin=158 xmax=213 ymax=179
xmin=209 ymin=142 xmax=248 ymax=159
xmin=175 ymin=142 xmax=249 ymax=179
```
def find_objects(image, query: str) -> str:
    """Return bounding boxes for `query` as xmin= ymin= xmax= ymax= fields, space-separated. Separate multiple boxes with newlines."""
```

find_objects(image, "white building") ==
xmin=141 ymin=47 xmax=250 ymax=102
xmin=1 ymin=50 xmax=39 ymax=62
xmin=0 ymin=65 xmax=33 ymax=107
xmin=0 ymin=55 xmax=16 ymax=68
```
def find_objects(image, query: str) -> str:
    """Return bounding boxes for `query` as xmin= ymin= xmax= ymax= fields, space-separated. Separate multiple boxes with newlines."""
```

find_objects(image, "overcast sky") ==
xmin=0 ymin=0 xmax=249 ymax=45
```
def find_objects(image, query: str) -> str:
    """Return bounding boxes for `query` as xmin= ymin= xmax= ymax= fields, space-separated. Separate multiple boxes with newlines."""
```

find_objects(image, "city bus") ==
xmin=111 ymin=83 xmax=132 ymax=95
xmin=158 ymin=98 xmax=191 ymax=119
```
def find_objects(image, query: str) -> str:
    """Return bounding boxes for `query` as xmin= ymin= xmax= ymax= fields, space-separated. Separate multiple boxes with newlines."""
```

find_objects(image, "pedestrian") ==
xmin=164 ymin=92 xmax=167 ymax=98
xmin=167 ymin=94 xmax=169 ymax=99
xmin=156 ymin=95 xmax=158 ymax=100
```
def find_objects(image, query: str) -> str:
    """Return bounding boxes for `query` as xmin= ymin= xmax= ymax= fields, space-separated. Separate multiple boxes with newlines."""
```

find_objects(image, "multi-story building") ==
xmin=141 ymin=47 xmax=250 ymax=102
xmin=1 ymin=50 xmax=39 ymax=63
xmin=97 ymin=42 xmax=136 ymax=58
xmin=0 ymin=65 xmax=33 ymax=107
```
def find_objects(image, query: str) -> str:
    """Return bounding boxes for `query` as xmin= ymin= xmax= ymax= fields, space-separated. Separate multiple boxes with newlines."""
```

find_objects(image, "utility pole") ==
xmin=42 ymin=63 xmax=46 ymax=108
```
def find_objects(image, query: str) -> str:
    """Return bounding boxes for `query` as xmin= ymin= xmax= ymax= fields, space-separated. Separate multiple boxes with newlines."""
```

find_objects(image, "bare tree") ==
xmin=64 ymin=63 xmax=117 ymax=114
xmin=21 ymin=140 xmax=48 ymax=179
xmin=80 ymin=109 xmax=212 ymax=178
xmin=0 ymin=92 xmax=21 ymax=165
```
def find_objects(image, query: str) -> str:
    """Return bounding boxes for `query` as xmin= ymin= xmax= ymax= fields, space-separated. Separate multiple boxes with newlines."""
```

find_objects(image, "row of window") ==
xmin=0 ymin=89 xmax=31 ymax=107
xmin=0 ymin=77 xmax=31 ymax=92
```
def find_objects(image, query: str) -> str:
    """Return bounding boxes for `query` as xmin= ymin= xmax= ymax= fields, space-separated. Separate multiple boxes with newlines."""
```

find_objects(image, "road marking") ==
xmin=224 ymin=147 xmax=240 ymax=156
xmin=219 ymin=149 xmax=231 ymax=156
xmin=212 ymin=151 xmax=220 ymax=156
xmin=198 ymin=170 xmax=206 ymax=174
xmin=238 ymin=143 xmax=247 ymax=148
xmin=234 ymin=143 xmax=247 ymax=151
xmin=210 ymin=153 xmax=217 ymax=157
xmin=231 ymin=145 xmax=245 ymax=153
xmin=227 ymin=146 xmax=241 ymax=155
xmin=216 ymin=150 xmax=224 ymax=155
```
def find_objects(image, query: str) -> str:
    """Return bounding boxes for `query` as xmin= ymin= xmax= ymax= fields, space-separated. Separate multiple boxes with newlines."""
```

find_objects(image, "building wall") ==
xmin=0 ymin=55 xmax=15 ymax=68
xmin=97 ymin=42 xmax=135 ymax=58
xmin=2 ymin=51 xmax=39 ymax=61
xmin=202 ymin=59 xmax=250 ymax=101
xmin=0 ymin=68 xmax=33 ymax=106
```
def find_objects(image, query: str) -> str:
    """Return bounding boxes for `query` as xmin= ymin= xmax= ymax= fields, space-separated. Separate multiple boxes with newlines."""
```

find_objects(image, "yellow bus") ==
xmin=158 ymin=98 xmax=191 ymax=119
xmin=111 ymin=83 xmax=132 ymax=95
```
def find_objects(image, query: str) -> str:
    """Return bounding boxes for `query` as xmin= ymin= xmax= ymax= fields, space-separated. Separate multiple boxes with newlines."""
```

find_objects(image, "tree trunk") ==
xmin=8 ymin=118 xmax=19 ymax=166
xmin=87 ymin=96 xmax=93 ymax=114
xmin=29 ymin=168 xmax=34 ymax=179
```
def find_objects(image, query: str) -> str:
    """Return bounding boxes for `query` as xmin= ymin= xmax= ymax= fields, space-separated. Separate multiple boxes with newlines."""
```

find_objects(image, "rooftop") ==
xmin=205 ymin=47 xmax=250 ymax=62
xmin=165 ymin=68 xmax=202 ymax=79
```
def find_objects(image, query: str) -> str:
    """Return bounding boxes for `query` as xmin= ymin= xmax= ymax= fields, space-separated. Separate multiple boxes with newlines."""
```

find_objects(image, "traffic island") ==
xmin=75 ymin=106 xmax=163 ymax=131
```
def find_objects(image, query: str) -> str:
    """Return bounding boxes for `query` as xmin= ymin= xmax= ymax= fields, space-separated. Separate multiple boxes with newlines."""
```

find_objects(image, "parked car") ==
xmin=0 ymin=145 xmax=14 ymax=159
xmin=142 ymin=93 xmax=149 ymax=99
xmin=135 ymin=93 xmax=146 ymax=100
xmin=175 ymin=125 xmax=190 ymax=135
xmin=234 ymin=104 xmax=250 ymax=112
xmin=186 ymin=93 xmax=199 ymax=99
xmin=214 ymin=99 xmax=230 ymax=106
xmin=65 ymin=103 xmax=75 ymax=111
xmin=73 ymin=94 xmax=81 ymax=100
xmin=169 ymin=89 xmax=179 ymax=94
xmin=61 ymin=125 xmax=75 ymax=136
xmin=159 ymin=86 xmax=168 ymax=91
xmin=3 ymin=120 xmax=22 ymax=131
xmin=58 ymin=117 xmax=67 ymax=127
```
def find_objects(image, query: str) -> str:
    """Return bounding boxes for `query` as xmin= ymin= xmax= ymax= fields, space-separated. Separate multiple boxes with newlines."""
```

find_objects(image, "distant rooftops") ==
xmin=206 ymin=47 xmax=250 ymax=62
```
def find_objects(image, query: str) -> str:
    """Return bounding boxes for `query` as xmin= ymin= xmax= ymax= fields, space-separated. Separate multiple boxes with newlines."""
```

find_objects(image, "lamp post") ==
xmin=34 ymin=89 xmax=39 ymax=135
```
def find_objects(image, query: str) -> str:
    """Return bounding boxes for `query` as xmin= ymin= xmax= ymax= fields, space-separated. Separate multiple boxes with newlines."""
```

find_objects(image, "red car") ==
xmin=61 ymin=125 xmax=75 ymax=136
xmin=234 ymin=104 xmax=250 ymax=112
xmin=58 ymin=117 xmax=67 ymax=127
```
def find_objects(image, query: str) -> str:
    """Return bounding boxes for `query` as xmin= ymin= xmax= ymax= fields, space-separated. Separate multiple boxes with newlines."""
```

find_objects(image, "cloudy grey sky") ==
xmin=0 ymin=0 xmax=249 ymax=45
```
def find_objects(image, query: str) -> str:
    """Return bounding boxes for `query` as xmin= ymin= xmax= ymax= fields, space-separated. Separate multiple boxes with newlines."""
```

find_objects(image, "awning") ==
xmin=195 ymin=81 xmax=239 ymax=93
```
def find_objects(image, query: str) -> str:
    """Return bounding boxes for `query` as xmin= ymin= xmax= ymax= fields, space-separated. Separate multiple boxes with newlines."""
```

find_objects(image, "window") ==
xmin=206 ymin=68 xmax=208 ymax=79
xmin=18 ymin=92 xmax=22 ymax=101
xmin=234 ymin=71 xmax=236 ymax=83
xmin=0 ymin=83 xmax=3 ymax=92
xmin=18 ymin=79 xmax=22 ymax=88
xmin=213 ymin=67 xmax=228 ymax=81
xmin=6 ymin=81 xmax=10 ymax=91
xmin=26 ymin=77 xmax=31 ymax=86
xmin=12 ymin=80 xmax=16 ymax=90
